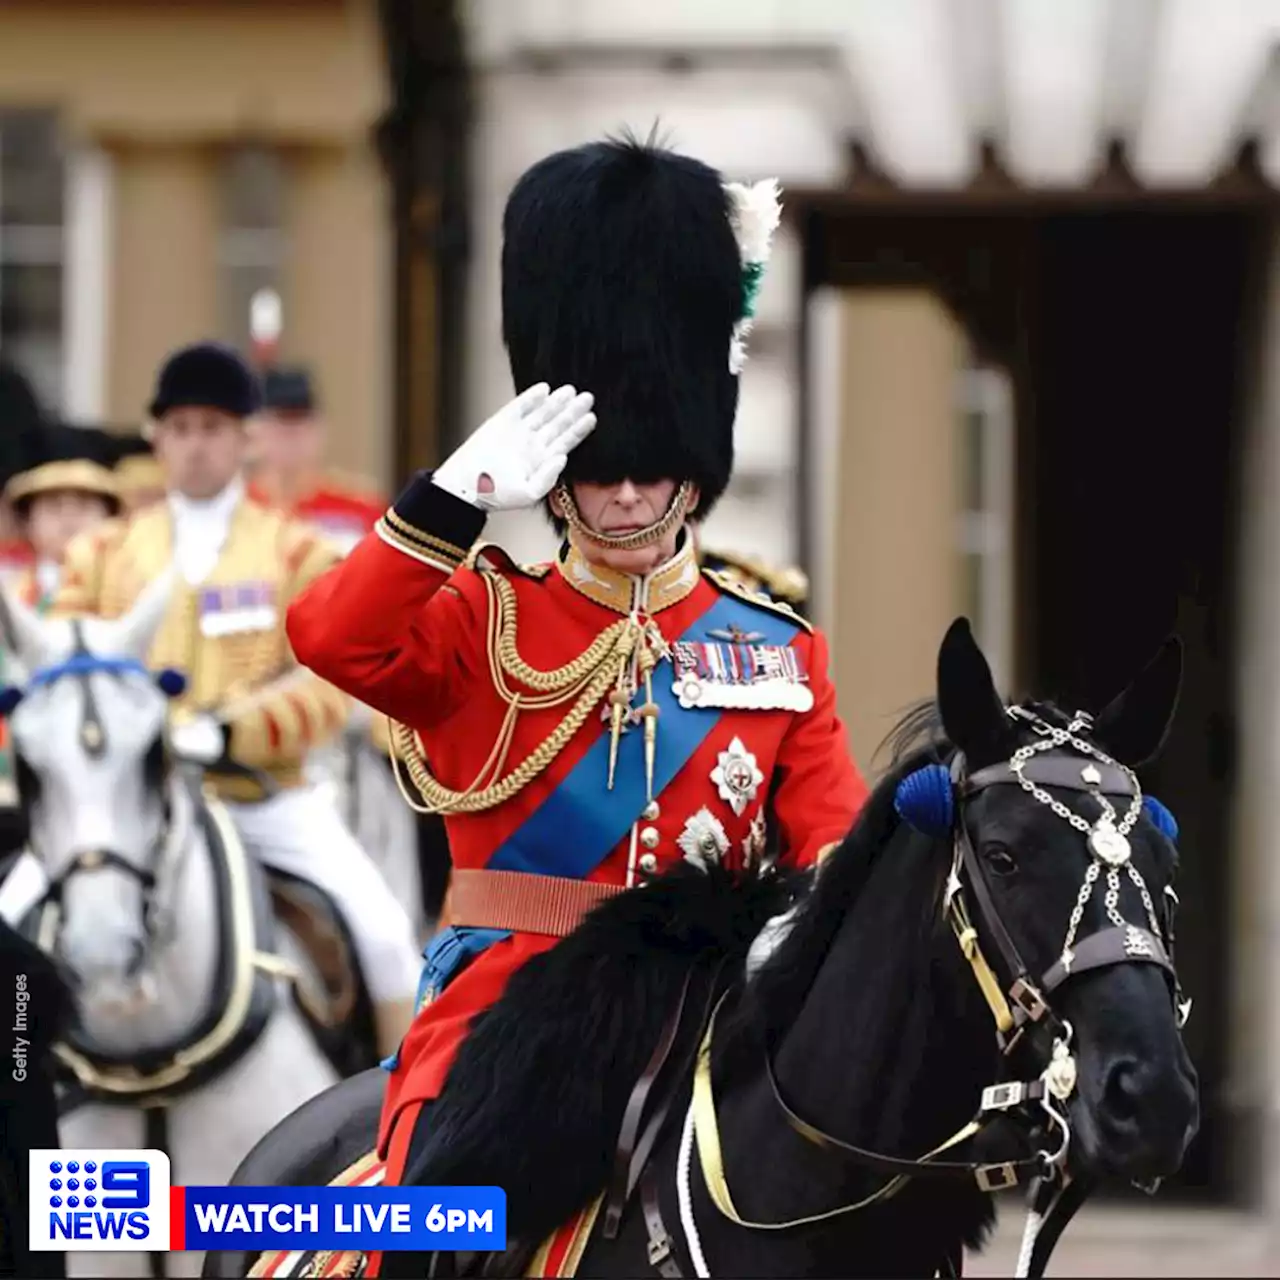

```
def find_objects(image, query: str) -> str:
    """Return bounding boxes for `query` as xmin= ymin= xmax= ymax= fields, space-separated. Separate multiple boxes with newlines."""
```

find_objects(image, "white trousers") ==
xmin=221 ymin=785 xmax=421 ymax=1003
xmin=0 ymin=785 xmax=421 ymax=1005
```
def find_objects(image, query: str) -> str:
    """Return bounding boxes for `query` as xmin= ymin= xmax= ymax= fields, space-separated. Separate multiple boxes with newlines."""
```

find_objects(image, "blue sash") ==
xmin=381 ymin=589 xmax=802 ymax=1072
xmin=487 ymin=591 xmax=800 ymax=878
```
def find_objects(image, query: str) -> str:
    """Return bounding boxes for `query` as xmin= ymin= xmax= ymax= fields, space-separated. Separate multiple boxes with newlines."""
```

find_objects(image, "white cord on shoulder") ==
xmin=678 ymin=1101 xmax=712 ymax=1278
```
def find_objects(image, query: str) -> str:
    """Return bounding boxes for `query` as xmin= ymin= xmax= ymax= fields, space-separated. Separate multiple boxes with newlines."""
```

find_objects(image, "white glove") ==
xmin=169 ymin=715 xmax=227 ymax=765
xmin=432 ymin=383 xmax=597 ymax=511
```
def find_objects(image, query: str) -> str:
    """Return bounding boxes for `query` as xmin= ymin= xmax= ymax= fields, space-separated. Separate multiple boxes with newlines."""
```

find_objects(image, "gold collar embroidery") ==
xmin=557 ymin=533 xmax=700 ymax=615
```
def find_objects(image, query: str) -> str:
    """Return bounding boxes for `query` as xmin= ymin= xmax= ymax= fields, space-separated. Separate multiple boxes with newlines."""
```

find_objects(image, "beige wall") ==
xmin=828 ymin=289 xmax=966 ymax=775
xmin=107 ymin=144 xmax=221 ymax=422
xmin=0 ymin=2 xmax=385 ymax=146
xmin=1 ymin=0 xmax=392 ymax=486
xmin=282 ymin=144 xmax=391 ymax=484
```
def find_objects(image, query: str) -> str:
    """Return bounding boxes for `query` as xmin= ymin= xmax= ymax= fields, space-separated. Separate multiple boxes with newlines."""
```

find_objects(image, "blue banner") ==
xmin=179 ymin=1186 xmax=506 ymax=1252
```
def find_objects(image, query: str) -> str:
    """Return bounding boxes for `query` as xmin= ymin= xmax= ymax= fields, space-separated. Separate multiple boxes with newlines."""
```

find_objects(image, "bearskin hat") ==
xmin=501 ymin=133 xmax=746 ymax=520
xmin=148 ymin=341 xmax=262 ymax=421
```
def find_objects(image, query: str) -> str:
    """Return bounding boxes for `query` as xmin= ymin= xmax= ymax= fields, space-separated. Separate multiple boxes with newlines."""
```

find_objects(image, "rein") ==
xmin=675 ymin=706 xmax=1188 ymax=1279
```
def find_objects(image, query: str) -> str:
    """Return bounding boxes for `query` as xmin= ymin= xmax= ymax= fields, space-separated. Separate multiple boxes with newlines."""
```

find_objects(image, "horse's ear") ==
xmin=937 ymin=617 xmax=1007 ymax=760
xmin=109 ymin=566 xmax=178 ymax=660
xmin=1090 ymin=635 xmax=1183 ymax=768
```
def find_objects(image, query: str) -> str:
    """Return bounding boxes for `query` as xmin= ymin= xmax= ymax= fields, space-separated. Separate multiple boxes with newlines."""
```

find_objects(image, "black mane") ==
xmin=735 ymin=694 xmax=1078 ymax=1045
xmin=735 ymin=698 xmax=953 ymax=1046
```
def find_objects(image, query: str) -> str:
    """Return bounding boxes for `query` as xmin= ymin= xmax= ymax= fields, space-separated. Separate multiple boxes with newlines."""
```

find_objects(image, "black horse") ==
xmin=209 ymin=618 xmax=1198 ymax=1279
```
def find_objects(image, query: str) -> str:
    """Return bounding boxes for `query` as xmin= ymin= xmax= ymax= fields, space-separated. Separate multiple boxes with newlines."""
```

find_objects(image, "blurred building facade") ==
xmin=0 ymin=0 xmax=393 ymax=481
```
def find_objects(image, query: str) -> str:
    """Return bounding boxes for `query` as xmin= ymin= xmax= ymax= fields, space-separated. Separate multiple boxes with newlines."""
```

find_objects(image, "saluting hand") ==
xmin=432 ymin=383 xmax=596 ymax=512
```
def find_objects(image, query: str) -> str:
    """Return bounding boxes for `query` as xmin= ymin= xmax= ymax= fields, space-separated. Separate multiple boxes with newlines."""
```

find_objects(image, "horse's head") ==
xmin=918 ymin=619 xmax=1197 ymax=1186
xmin=0 ymin=571 xmax=187 ymax=1000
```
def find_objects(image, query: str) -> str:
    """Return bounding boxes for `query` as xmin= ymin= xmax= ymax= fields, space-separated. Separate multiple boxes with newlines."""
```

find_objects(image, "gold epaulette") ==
xmin=701 ymin=567 xmax=813 ymax=634
xmin=700 ymin=548 xmax=809 ymax=606
xmin=462 ymin=541 xmax=552 ymax=579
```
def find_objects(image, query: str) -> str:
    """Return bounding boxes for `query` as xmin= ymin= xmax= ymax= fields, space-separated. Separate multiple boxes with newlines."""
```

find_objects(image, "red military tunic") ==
xmin=285 ymin=475 xmax=869 ymax=1181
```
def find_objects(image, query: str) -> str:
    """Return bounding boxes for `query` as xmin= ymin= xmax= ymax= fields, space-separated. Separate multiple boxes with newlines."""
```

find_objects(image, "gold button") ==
xmin=640 ymin=827 xmax=660 ymax=849
xmin=642 ymin=801 xmax=660 ymax=821
xmin=639 ymin=852 xmax=658 ymax=873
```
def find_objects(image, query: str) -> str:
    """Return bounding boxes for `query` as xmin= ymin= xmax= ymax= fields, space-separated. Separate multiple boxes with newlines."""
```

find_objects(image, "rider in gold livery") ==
xmin=49 ymin=342 xmax=422 ymax=1059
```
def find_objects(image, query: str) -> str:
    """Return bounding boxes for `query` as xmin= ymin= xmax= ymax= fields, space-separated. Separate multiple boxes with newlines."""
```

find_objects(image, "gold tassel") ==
xmin=637 ymin=639 xmax=661 ymax=802
xmin=606 ymin=689 xmax=630 ymax=791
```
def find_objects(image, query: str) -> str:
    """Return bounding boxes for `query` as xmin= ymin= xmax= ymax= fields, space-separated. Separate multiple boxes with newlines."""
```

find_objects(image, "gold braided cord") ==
xmin=555 ymin=480 xmax=692 ymax=551
xmin=388 ymin=570 xmax=648 ymax=815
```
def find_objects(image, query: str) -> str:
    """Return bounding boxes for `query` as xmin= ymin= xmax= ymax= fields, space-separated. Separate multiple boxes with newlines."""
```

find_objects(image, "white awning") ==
xmin=474 ymin=0 xmax=1280 ymax=189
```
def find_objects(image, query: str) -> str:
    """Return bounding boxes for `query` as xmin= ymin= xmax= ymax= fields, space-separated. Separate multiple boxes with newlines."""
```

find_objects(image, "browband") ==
xmin=962 ymin=757 xmax=1136 ymax=799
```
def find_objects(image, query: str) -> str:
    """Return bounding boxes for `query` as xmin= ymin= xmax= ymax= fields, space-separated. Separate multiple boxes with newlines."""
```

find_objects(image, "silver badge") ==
xmin=1088 ymin=821 xmax=1131 ymax=865
xmin=711 ymin=737 xmax=764 ymax=816
xmin=1124 ymin=925 xmax=1155 ymax=958
xmin=678 ymin=808 xmax=730 ymax=870
xmin=1045 ymin=1039 xmax=1078 ymax=1101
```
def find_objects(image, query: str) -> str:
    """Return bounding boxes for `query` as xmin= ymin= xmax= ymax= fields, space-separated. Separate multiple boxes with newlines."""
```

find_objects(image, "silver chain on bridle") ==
xmin=1007 ymin=706 xmax=1167 ymax=975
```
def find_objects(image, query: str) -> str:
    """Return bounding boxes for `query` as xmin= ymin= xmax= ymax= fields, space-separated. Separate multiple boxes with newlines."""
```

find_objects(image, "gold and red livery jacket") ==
xmin=52 ymin=497 xmax=351 ymax=803
xmin=284 ymin=473 xmax=870 ymax=1159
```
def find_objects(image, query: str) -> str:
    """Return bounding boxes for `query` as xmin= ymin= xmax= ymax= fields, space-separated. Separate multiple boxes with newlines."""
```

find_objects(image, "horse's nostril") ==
xmin=1103 ymin=1059 xmax=1144 ymax=1124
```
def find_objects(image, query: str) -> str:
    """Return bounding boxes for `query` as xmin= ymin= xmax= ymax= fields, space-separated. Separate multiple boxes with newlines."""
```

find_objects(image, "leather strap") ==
xmin=604 ymin=967 xmax=695 ymax=1238
xmin=962 ymin=757 xmax=1136 ymax=797
xmin=641 ymin=1165 xmax=683 ymax=1278
xmin=447 ymin=868 xmax=625 ymax=937
xmin=1041 ymin=924 xmax=1174 ymax=993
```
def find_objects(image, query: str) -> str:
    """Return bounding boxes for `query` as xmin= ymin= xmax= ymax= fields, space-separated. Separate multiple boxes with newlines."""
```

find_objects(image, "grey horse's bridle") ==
xmin=18 ymin=625 xmax=185 ymax=978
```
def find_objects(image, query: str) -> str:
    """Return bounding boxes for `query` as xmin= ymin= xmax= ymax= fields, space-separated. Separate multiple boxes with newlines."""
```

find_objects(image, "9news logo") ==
xmin=29 ymin=1150 xmax=171 ymax=1251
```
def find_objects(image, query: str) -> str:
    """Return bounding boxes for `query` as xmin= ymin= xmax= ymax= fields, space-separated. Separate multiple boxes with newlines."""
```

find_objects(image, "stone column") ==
xmin=1226 ymin=225 xmax=1280 ymax=1219
xmin=106 ymin=143 xmax=220 ymax=422
xmin=827 ymin=288 xmax=966 ymax=774
xmin=62 ymin=142 xmax=112 ymax=423
xmin=281 ymin=143 xmax=391 ymax=488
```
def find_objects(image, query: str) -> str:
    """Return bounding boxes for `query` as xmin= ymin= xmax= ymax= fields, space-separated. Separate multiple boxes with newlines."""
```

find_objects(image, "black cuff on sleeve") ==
xmin=378 ymin=470 xmax=486 ymax=568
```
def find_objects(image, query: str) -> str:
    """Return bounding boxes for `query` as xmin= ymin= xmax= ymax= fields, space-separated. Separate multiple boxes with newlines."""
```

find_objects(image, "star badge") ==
xmin=711 ymin=737 xmax=765 ymax=816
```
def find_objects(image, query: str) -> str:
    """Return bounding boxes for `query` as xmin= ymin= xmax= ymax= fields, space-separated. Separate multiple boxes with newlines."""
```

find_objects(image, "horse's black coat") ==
xmin=220 ymin=620 xmax=1196 ymax=1279
xmin=403 ymin=863 xmax=796 ymax=1247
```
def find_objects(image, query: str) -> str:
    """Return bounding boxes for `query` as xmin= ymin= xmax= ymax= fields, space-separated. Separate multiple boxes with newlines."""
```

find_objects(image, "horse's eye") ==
xmin=984 ymin=846 xmax=1017 ymax=877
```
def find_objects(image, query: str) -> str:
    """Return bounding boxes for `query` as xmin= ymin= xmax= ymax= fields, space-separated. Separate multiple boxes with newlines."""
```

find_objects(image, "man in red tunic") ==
xmin=285 ymin=135 xmax=869 ymax=1270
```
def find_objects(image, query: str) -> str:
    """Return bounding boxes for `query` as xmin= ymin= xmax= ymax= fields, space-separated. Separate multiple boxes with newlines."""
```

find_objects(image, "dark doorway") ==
xmin=805 ymin=199 xmax=1270 ymax=1199
xmin=1024 ymin=211 xmax=1263 ymax=1196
